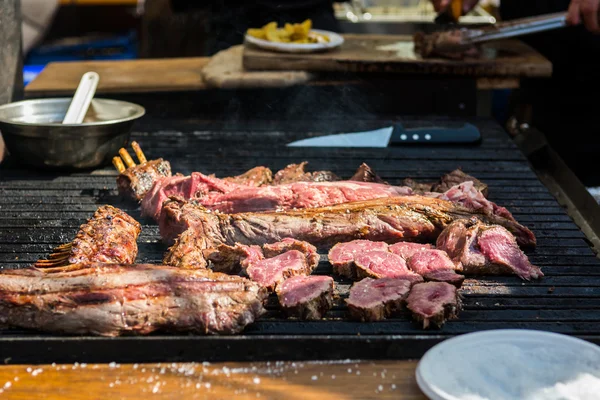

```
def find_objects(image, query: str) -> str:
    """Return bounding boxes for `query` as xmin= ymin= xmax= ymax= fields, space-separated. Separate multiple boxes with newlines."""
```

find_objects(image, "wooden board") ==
xmin=0 ymin=361 xmax=426 ymax=399
xmin=25 ymin=58 xmax=209 ymax=96
xmin=243 ymin=34 xmax=552 ymax=78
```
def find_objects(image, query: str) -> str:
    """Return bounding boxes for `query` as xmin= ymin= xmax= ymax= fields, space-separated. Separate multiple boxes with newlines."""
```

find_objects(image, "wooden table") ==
xmin=0 ymin=361 xmax=425 ymax=399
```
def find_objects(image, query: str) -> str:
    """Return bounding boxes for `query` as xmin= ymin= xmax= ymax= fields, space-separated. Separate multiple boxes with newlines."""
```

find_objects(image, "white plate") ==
xmin=416 ymin=330 xmax=600 ymax=400
xmin=244 ymin=29 xmax=344 ymax=53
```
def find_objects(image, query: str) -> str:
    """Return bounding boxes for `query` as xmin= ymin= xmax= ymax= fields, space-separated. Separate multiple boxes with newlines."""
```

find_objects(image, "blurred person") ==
xmin=432 ymin=0 xmax=600 ymax=185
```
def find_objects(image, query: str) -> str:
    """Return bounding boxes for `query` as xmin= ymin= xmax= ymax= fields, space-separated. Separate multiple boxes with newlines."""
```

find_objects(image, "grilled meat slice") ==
xmin=262 ymin=238 xmax=320 ymax=269
xmin=388 ymin=242 xmax=434 ymax=260
xmin=406 ymin=282 xmax=461 ymax=329
xmin=35 ymin=205 xmax=141 ymax=269
xmin=406 ymin=249 xmax=465 ymax=287
xmin=160 ymin=196 xmax=536 ymax=252
xmin=276 ymin=275 xmax=334 ymax=320
xmin=437 ymin=219 xmax=543 ymax=280
xmin=246 ymin=250 xmax=314 ymax=290
xmin=349 ymin=163 xmax=387 ymax=184
xmin=355 ymin=251 xmax=423 ymax=282
xmin=402 ymin=178 xmax=434 ymax=193
xmin=328 ymin=240 xmax=389 ymax=279
xmin=117 ymin=159 xmax=172 ymax=201
xmin=206 ymin=243 xmax=264 ymax=274
xmin=346 ymin=277 xmax=414 ymax=322
xmin=0 ymin=263 xmax=267 ymax=336
xmin=223 ymin=166 xmax=273 ymax=186
xmin=272 ymin=162 xmax=340 ymax=185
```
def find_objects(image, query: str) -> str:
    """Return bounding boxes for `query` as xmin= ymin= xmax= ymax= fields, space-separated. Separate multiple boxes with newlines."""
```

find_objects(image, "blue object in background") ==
xmin=24 ymin=31 xmax=138 ymax=86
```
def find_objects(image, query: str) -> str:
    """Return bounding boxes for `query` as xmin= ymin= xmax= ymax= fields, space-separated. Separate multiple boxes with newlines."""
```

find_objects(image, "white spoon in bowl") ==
xmin=62 ymin=71 xmax=100 ymax=124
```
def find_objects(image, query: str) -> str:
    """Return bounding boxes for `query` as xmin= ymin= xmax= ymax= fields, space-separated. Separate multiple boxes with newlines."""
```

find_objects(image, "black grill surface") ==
xmin=1 ymin=117 xmax=599 ymax=364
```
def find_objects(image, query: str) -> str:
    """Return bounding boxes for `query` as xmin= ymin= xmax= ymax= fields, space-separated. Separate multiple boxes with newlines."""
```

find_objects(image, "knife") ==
xmin=286 ymin=123 xmax=481 ymax=148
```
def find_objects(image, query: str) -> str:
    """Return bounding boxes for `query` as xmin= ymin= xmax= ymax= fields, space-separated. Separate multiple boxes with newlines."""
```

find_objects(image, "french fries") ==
xmin=247 ymin=19 xmax=329 ymax=44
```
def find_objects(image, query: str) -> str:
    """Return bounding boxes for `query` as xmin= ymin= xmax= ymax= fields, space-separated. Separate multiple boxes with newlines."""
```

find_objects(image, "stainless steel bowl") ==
xmin=0 ymin=98 xmax=145 ymax=169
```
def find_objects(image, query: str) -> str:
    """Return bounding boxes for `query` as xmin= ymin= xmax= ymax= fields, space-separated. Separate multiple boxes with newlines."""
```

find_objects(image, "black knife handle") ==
xmin=388 ymin=123 xmax=482 ymax=146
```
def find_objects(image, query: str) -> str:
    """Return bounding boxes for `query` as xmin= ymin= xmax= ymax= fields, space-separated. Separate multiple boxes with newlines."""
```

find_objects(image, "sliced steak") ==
xmin=276 ymin=275 xmax=334 ymax=320
xmin=117 ymin=158 xmax=172 ymax=201
xmin=355 ymin=251 xmax=424 ymax=282
xmin=246 ymin=250 xmax=313 ymax=290
xmin=35 ymin=205 xmax=141 ymax=269
xmin=406 ymin=249 xmax=465 ymax=287
xmin=263 ymin=238 xmax=320 ymax=269
xmin=206 ymin=243 xmax=264 ymax=274
xmin=406 ymin=282 xmax=461 ymax=329
xmin=437 ymin=219 xmax=543 ymax=280
xmin=0 ymin=263 xmax=267 ymax=336
xmin=349 ymin=163 xmax=387 ymax=184
xmin=388 ymin=242 xmax=434 ymax=260
xmin=328 ymin=240 xmax=389 ymax=279
xmin=346 ymin=277 xmax=413 ymax=322
xmin=223 ymin=166 xmax=273 ymax=186
xmin=434 ymin=181 xmax=513 ymax=221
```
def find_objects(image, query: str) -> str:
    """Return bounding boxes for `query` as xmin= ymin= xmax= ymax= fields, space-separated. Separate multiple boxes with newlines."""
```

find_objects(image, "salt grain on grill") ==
xmin=312 ymin=375 xmax=318 ymax=381
xmin=391 ymin=384 xmax=397 ymax=390
xmin=4 ymin=382 xmax=11 ymax=389
xmin=253 ymin=377 xmax=260 ymax=384
xmin=109 ymin=362 xmax=117 ymax=368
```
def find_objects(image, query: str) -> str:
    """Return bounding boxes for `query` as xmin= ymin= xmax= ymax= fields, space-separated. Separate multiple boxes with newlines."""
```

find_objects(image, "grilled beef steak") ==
xmin=35 ymin=205 xmax=141 ymax=269
xmin=163 ymin=228 xmax=211 ymax=269
xmin=159 ymin=196 xmax=536 ymax=253
xmin=276 ymin=275 xmax=334 ymax=320
xmin=349 ymin=163 xmax=387 ymax=184
xmin=222 ymin=166 xmax=273 ymax=186
xmin=406 ymin=282 xmax=461 ymax=329
xmin=206 ymin=243 xmax=264 ymax=274
xmin=388 ymin=242 xmax=434 ymax=260
xmin=0 ymin=263 xmax=267 ymax=336
xmin=328 ymin=240 xmax=389 ymax=279
xmin=272 ymin=162 xmax=340 ymax=185
xmin=346 ymin=277 xmax=414 ymax=322
xmin=355 ymin=251 xmax=423 ymax=282
xmin=262 ymin=238 xmax=320 ymax=269
xmin=403 ymin=169 xmax=488 ymax=197
xmin=437 ymin=219 xmax=543 ymax=280
xmin=406 ymin=249 xmax=465 ymax=287
xmin=246 ymin=250 xmax=313 ymax=290
xmin=117 ymin=159 xmax=172 ymax=201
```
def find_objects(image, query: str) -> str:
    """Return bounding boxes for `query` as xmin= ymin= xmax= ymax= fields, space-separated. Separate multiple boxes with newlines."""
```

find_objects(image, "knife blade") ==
xmin=286 ymin=123 xmax=481 ymax=148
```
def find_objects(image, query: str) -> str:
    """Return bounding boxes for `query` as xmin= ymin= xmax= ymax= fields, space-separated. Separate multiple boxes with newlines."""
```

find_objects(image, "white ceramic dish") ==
xmin=244 ymin=29 xmax=344 ymax=53
xmin=416 ymin=329 xmax=600 ymax=400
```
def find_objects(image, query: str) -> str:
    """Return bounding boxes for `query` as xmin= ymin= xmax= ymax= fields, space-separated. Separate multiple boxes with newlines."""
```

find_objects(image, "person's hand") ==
xmin=431 ymin=0 xmax=480 ymax=14
xmin=567 ymin=0 xmax=600 ymax=33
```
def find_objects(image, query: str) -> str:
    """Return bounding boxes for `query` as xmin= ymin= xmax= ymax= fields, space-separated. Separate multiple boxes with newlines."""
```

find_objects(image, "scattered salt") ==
xmin=26 ymin=368 xmax=31 ymax=373
xmin=109 ymin=362 xmax=117 ymax=368
xmin=152 ymin=383 xmax=160 ymax=394
xmin=391 ymin=384 xmax=397 ymax=390
xmin=356 ymin=371 xmax=361 ymax=375
xmin=13 ymin=377 xmax=18 ymax=382
xmin=205 ymin=383 xmax=211 ymax=389
xmin=196 ymin=383 xmax=201 ymax=389
xmin=31 ymin=369 xmax=42 ymax=377
xmin=4 ymin=382 xmax=11 ymax=389
xmin=109 ymin=383 xmax=114 ymax=388
xmin=378 ymin=385 xmax=383 ymax=391
xmin=312 ymin=375 xmax=318 ymax=381
xmin=331 ymin=375 xmax=336 ymax=380
xmin=253 ymin=377 xmax=261 ymax=384
xmin=347 ymin=368 xmax=352 ymax=373
xmin=133 ymin=364 xmax=139 ymax=369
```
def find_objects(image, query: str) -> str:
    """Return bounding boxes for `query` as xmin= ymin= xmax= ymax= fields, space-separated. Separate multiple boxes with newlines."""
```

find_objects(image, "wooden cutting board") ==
xmin=243 ymin=34 xmax=552 ymax=78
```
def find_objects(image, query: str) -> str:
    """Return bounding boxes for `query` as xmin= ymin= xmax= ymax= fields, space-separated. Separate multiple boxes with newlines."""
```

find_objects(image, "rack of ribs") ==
xmin=34 ymin=205 xmax=141 ymax=269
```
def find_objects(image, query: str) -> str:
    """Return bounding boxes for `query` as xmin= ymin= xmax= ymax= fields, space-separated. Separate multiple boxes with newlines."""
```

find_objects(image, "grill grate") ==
xmin=1 ymin=118 xmax=599 ymax=364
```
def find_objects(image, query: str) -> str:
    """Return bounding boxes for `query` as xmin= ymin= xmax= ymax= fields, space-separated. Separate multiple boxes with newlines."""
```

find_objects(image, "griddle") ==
xmin=1 ymin=117 xmax=599 ymax=364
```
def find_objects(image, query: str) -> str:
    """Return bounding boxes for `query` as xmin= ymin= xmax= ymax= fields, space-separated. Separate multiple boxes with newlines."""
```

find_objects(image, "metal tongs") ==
xmin=463 ymin=12 xmax=567 ymax=44
xmin=439 ymin=12 xmax=568 ymax=52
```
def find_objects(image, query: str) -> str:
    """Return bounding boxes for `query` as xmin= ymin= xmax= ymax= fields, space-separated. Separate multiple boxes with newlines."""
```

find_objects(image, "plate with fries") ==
xmin=245 ymin=20 xmax=344 ymax=53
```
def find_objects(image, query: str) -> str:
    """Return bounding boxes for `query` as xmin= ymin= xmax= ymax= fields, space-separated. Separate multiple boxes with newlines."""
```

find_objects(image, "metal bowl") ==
xmin=0 ymin=98 xmax=145 ymax=169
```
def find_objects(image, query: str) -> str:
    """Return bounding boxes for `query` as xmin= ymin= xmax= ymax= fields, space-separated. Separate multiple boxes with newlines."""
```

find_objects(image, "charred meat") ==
xmin=162 ymin=228 xmax=212 ymax=269
xmin=206 ymin=243 xmax=264 ymax=274
xmin=346 ymin=277 xmax=414 ymax=322
xmin=222 ymin=166 xmax=273 ymax=186
xmin=114 ymin=142 xmax=172 ymax=201
xmin=349 ymin=163 xmax=387 ymax=184
xmin=406 ymin=249 xmax=465 ymax=287
xmin=272 ymin=162 xmax=340 ymax=185
xmin=328 ymin=240 xmax=389 ymax=279
xmin=276 ymin=275 xmax=334 ymax=320
xmin=35 ymin=205 xmax=141 ymax=269
xmin=436 ymin=218 xmax=543 ymax=280
xmin=406 ymin=282 xmax=461 ymax=329
xmin=0 ymin=263 xmax=267 ymax=336
xmin=414 ymin=30 xmax=480 ymax=60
